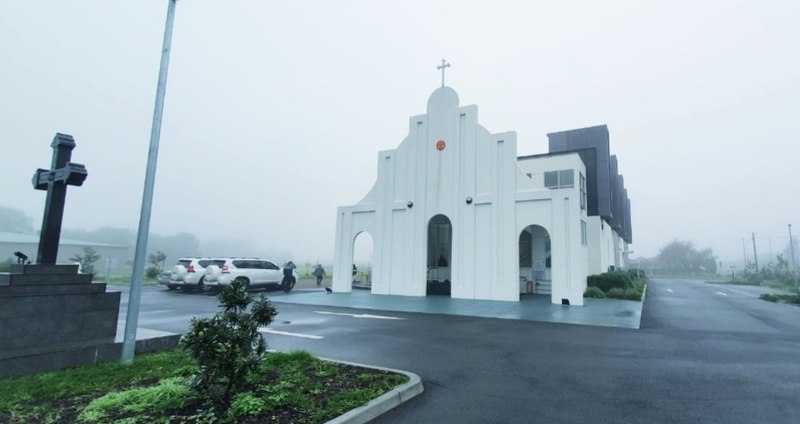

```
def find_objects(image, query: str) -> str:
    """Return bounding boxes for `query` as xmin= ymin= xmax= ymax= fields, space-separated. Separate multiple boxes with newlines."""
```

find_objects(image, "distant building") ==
xmin=332 ymin=86 xmax=632 ymax=305
xmin=0 ymin=232 xmax=129 ymax=272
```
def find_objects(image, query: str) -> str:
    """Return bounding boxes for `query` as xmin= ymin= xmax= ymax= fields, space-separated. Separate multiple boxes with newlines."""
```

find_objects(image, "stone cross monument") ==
xmin=32 ymin=133 xmax=88 ymax=264
xmin=0 ymin=133 xmax=124 ymax=378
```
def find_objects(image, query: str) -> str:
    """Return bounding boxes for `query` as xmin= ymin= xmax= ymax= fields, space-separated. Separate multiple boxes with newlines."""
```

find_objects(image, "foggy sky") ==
xmin=1 ymin=0 xmax=798 ymax=265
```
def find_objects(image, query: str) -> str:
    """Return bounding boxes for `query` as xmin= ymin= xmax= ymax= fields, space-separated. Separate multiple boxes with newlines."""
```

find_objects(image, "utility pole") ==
xmin=742 ymin=238 xmax=748 ymax=270
xmin=122 ymin=0 xmax=178 ymax=364
xmin=751 ymin=232 xmax=759 ymax=273
xmin=790 ymin=224 xmax=797 ymax=293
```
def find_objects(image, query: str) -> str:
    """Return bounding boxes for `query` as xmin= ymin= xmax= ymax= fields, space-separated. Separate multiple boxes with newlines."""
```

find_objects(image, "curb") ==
xmin=323 ymin=358 xmax=423 ymax=424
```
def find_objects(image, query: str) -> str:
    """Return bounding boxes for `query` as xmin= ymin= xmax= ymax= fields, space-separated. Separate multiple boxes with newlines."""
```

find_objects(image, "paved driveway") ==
xmin=116 ymin=279 xmax=800 ymax=423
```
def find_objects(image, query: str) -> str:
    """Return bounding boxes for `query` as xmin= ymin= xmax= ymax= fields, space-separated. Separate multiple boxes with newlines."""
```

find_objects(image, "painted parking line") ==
xmin=666 ymin=288 xmax=674 ymax=293
xmin=258 ymin=328 xmax=323 ymax=339
xmin=313 ymin=311 xmax=406 ymax=320
xmin=715 ymin=291 xmax=728 ymax=296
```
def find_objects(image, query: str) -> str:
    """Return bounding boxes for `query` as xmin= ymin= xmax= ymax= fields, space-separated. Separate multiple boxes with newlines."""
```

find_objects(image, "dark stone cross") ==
xmin=31 ymin=133 xmax=88 ymax=264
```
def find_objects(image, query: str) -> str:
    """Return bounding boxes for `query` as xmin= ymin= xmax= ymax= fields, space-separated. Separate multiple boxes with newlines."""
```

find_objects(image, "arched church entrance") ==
xmin=351 ymin=231 xmax=373 ymax=289
xmin=427 ymin=214 xmax=452 ymax=296
xmin=519 ymin=225 xmax=551 ymax=296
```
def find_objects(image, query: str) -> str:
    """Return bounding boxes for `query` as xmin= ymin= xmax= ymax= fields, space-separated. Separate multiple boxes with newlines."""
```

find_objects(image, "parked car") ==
xmin=166 ymin=257 xmax=225 ymax=291
xmin=157 ymin=271 xmax=173 ymax=288
xmin=203 ymin=257 xmax=298 ymax=291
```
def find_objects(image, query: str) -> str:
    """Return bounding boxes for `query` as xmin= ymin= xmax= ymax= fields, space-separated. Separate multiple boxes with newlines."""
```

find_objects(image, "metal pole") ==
xmin=751 ymin=232 xmax=759 ymax=273
xmin=742 ymin=238 xmax=748 ymax=270
xmin=122 ymin=0 xmax=178 ymax=363
xmin=789 ymin=224 xmax=797 ymax=292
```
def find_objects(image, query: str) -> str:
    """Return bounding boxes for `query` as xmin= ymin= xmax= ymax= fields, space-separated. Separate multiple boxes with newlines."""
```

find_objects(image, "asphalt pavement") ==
xmin=114 ymin=279 xmax=800 ymax=423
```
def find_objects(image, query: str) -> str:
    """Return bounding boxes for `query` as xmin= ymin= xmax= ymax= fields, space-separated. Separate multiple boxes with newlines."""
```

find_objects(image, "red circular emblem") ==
xmin=436 ymin=140 xmax=446 ymax=151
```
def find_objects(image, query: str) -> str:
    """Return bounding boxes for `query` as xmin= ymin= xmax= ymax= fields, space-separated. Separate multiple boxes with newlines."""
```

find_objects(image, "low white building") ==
xmin=332 ymin=85 xmax=631 ymax=305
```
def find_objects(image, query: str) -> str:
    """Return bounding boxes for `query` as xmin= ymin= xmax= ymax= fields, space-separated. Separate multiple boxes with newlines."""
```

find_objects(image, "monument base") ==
xmin=0 ymin=264 xmax=180 ymax=379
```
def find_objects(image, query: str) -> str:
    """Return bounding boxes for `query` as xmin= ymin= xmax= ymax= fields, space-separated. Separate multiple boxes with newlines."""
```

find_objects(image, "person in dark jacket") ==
xmin=282 ymin=261 xmax=297 ymax=292
xmin=313 ymin=264 xmax=325 ymax=286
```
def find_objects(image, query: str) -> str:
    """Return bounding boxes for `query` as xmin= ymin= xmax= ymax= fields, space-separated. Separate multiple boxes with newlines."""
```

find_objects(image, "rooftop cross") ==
xmin=31 ymin=133 xmax=88 ymax=264
xmin=436 ymin=58 xmax=451 ymax=87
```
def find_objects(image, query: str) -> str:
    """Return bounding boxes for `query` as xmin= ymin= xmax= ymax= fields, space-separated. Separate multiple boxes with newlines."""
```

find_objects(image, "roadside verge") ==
xmin=324 ymin=358 xmax=423 ymax=424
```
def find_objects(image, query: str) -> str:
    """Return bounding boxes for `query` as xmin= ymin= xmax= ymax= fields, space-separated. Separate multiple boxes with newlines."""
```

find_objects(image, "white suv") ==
xmin=166 ymin=257 xmax=226 ymax=291
xmin=203 ymin=257 xmax=298 ymax=291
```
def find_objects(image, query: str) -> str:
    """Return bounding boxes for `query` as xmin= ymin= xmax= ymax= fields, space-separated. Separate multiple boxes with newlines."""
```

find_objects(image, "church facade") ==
xmin=332 ymin=86 xmax=632 ymax=305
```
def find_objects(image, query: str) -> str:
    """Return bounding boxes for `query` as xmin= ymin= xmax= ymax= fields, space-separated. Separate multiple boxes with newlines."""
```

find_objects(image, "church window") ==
xmin=544 ymin=169 xmax=575 ymax=189
xmin=559 ymin=170 xmax=574 ymax=187
xmin=581 ymin=220 xmax=587 ymax=245
xmin=579 ymin=173 xmax=586 ymax=210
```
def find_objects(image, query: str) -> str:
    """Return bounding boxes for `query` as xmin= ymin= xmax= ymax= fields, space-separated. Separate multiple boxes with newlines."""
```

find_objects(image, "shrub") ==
xmin=624 ymin=288 xmax=643 ymax=301
xmin=759 ymin=293 xmax=779 ymax=302
xmin=584 ymin=286 xmax=606 ymax=298
xmin=69 ymin=247 xmax=100 ymax=275
xmin=181 ymin=279 xmax=278 ymax=405
xmin=605 ymin=288 xmax=627 ymax=299
xmin=228 ymin=392 xmax=267 ymax=419
xmin=145 ymin=266 xmax=160 ymax=279
xmin=587 ymin=271 xmax=633 ymax=292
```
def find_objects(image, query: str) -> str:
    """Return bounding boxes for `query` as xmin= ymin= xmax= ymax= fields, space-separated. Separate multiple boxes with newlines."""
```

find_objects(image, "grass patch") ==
xmin=710 ymin=279 xmax=794 ymax=290
xmin=759 ymin=293 xmax=800 ymax=305
xmin=0 ymin=349 xmax=409 ymax=424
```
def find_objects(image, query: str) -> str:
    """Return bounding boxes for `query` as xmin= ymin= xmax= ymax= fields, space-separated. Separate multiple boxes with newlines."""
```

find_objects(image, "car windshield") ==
xmin=177 ymin=260 xmax=191 ymax=267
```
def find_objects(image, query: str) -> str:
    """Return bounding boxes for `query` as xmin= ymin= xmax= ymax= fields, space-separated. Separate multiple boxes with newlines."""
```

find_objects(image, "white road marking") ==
xmin=258 ymin=328 xmax=323 ymax=339
xmin=715 ymin=291 xmax=728 ymax=296
xmin=313 ymin=310 xmax=406 ymax=320
xmin=666 ymin=288 xmax=673 ymax=293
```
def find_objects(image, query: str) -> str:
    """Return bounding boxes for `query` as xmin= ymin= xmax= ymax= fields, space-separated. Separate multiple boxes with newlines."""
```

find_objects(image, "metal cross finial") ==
xmin=436 ymin=58 xmax=450 ymax=87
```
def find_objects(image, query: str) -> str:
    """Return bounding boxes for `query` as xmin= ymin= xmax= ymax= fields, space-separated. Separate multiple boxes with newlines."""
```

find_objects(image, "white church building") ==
xmin=332 ymin=83 xmax=632 ymax=306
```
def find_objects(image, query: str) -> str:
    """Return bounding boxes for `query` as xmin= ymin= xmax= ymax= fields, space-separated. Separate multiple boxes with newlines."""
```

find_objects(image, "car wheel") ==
xmin=196 ymin=277 xmax=205 ymax=292
xmin=167 ymin=285 xmax=178 ymax=290
xmin=234 ymin=277 xmax=250 ymax=291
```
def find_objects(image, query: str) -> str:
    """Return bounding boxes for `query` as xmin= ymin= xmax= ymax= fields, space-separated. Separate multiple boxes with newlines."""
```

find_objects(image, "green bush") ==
xmin=605 ymin=288 xmax=627 ymax=299
xmin=145 ymin=266 xmax=160 ymax=279
xmin=760 ymin=293 xmax=779 ymax=302
xmin=228 ymin=392 xmax=267 ymax=419
xmin=624 ymin=288 xmax=643 ymax=300
xmin=584 ymin=286 xmax=606 ymax=298
xmin=181 ymin=279 xmax=278 ymax=405
xmin=0 ymin=258 xmax=12 ymax=272
xmin=587 ymin=271 xmax=633 ymax=292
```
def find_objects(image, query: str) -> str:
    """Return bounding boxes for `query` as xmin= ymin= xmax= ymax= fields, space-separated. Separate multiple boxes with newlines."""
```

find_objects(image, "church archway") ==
xmin=519 ymin=225 xmax=551 ymax=296
xmin=427 ymin=214 xmax=452 ymax=296
xmin=351 ymin=231 xmax=373 ymax=289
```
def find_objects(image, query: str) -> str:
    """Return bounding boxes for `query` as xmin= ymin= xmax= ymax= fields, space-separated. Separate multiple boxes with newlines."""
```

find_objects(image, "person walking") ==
xmin=313 ymin=264 xmax=325 ymax=286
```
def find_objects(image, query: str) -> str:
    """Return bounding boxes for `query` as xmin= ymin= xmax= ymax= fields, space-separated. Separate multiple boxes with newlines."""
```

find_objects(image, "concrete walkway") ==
xmin=272 ymin=289 xmax=643 ymax=329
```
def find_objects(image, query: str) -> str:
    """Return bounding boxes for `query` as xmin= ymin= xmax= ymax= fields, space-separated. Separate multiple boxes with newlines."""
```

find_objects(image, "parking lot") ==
xmin=116 ymin=278 xmax=800 ymax=424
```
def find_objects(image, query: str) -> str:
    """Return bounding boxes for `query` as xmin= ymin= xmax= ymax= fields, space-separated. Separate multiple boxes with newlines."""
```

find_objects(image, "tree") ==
xmin=0 ymin=206 xmax=34 ymax=233
xmin=182 ymin=279 xmax=278 ymax=405
xmin=656 ymin=240 xmax=718 ymax=276
xmin=69 ymin=247 xmax=100 ymax=275
xmin=146 ymin=250 xmax=168 ymax=279
xmin=148 ymin=251 xmax=167 ymax=270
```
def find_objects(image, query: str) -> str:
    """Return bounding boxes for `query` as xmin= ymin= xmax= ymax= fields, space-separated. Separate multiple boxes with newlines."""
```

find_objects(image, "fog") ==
xmin=1 ymin=0 xmax=798 ymax=264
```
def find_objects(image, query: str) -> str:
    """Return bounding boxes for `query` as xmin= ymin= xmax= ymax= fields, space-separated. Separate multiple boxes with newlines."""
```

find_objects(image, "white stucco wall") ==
xmin=586 ymin=216 xmax=629 ymax=275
